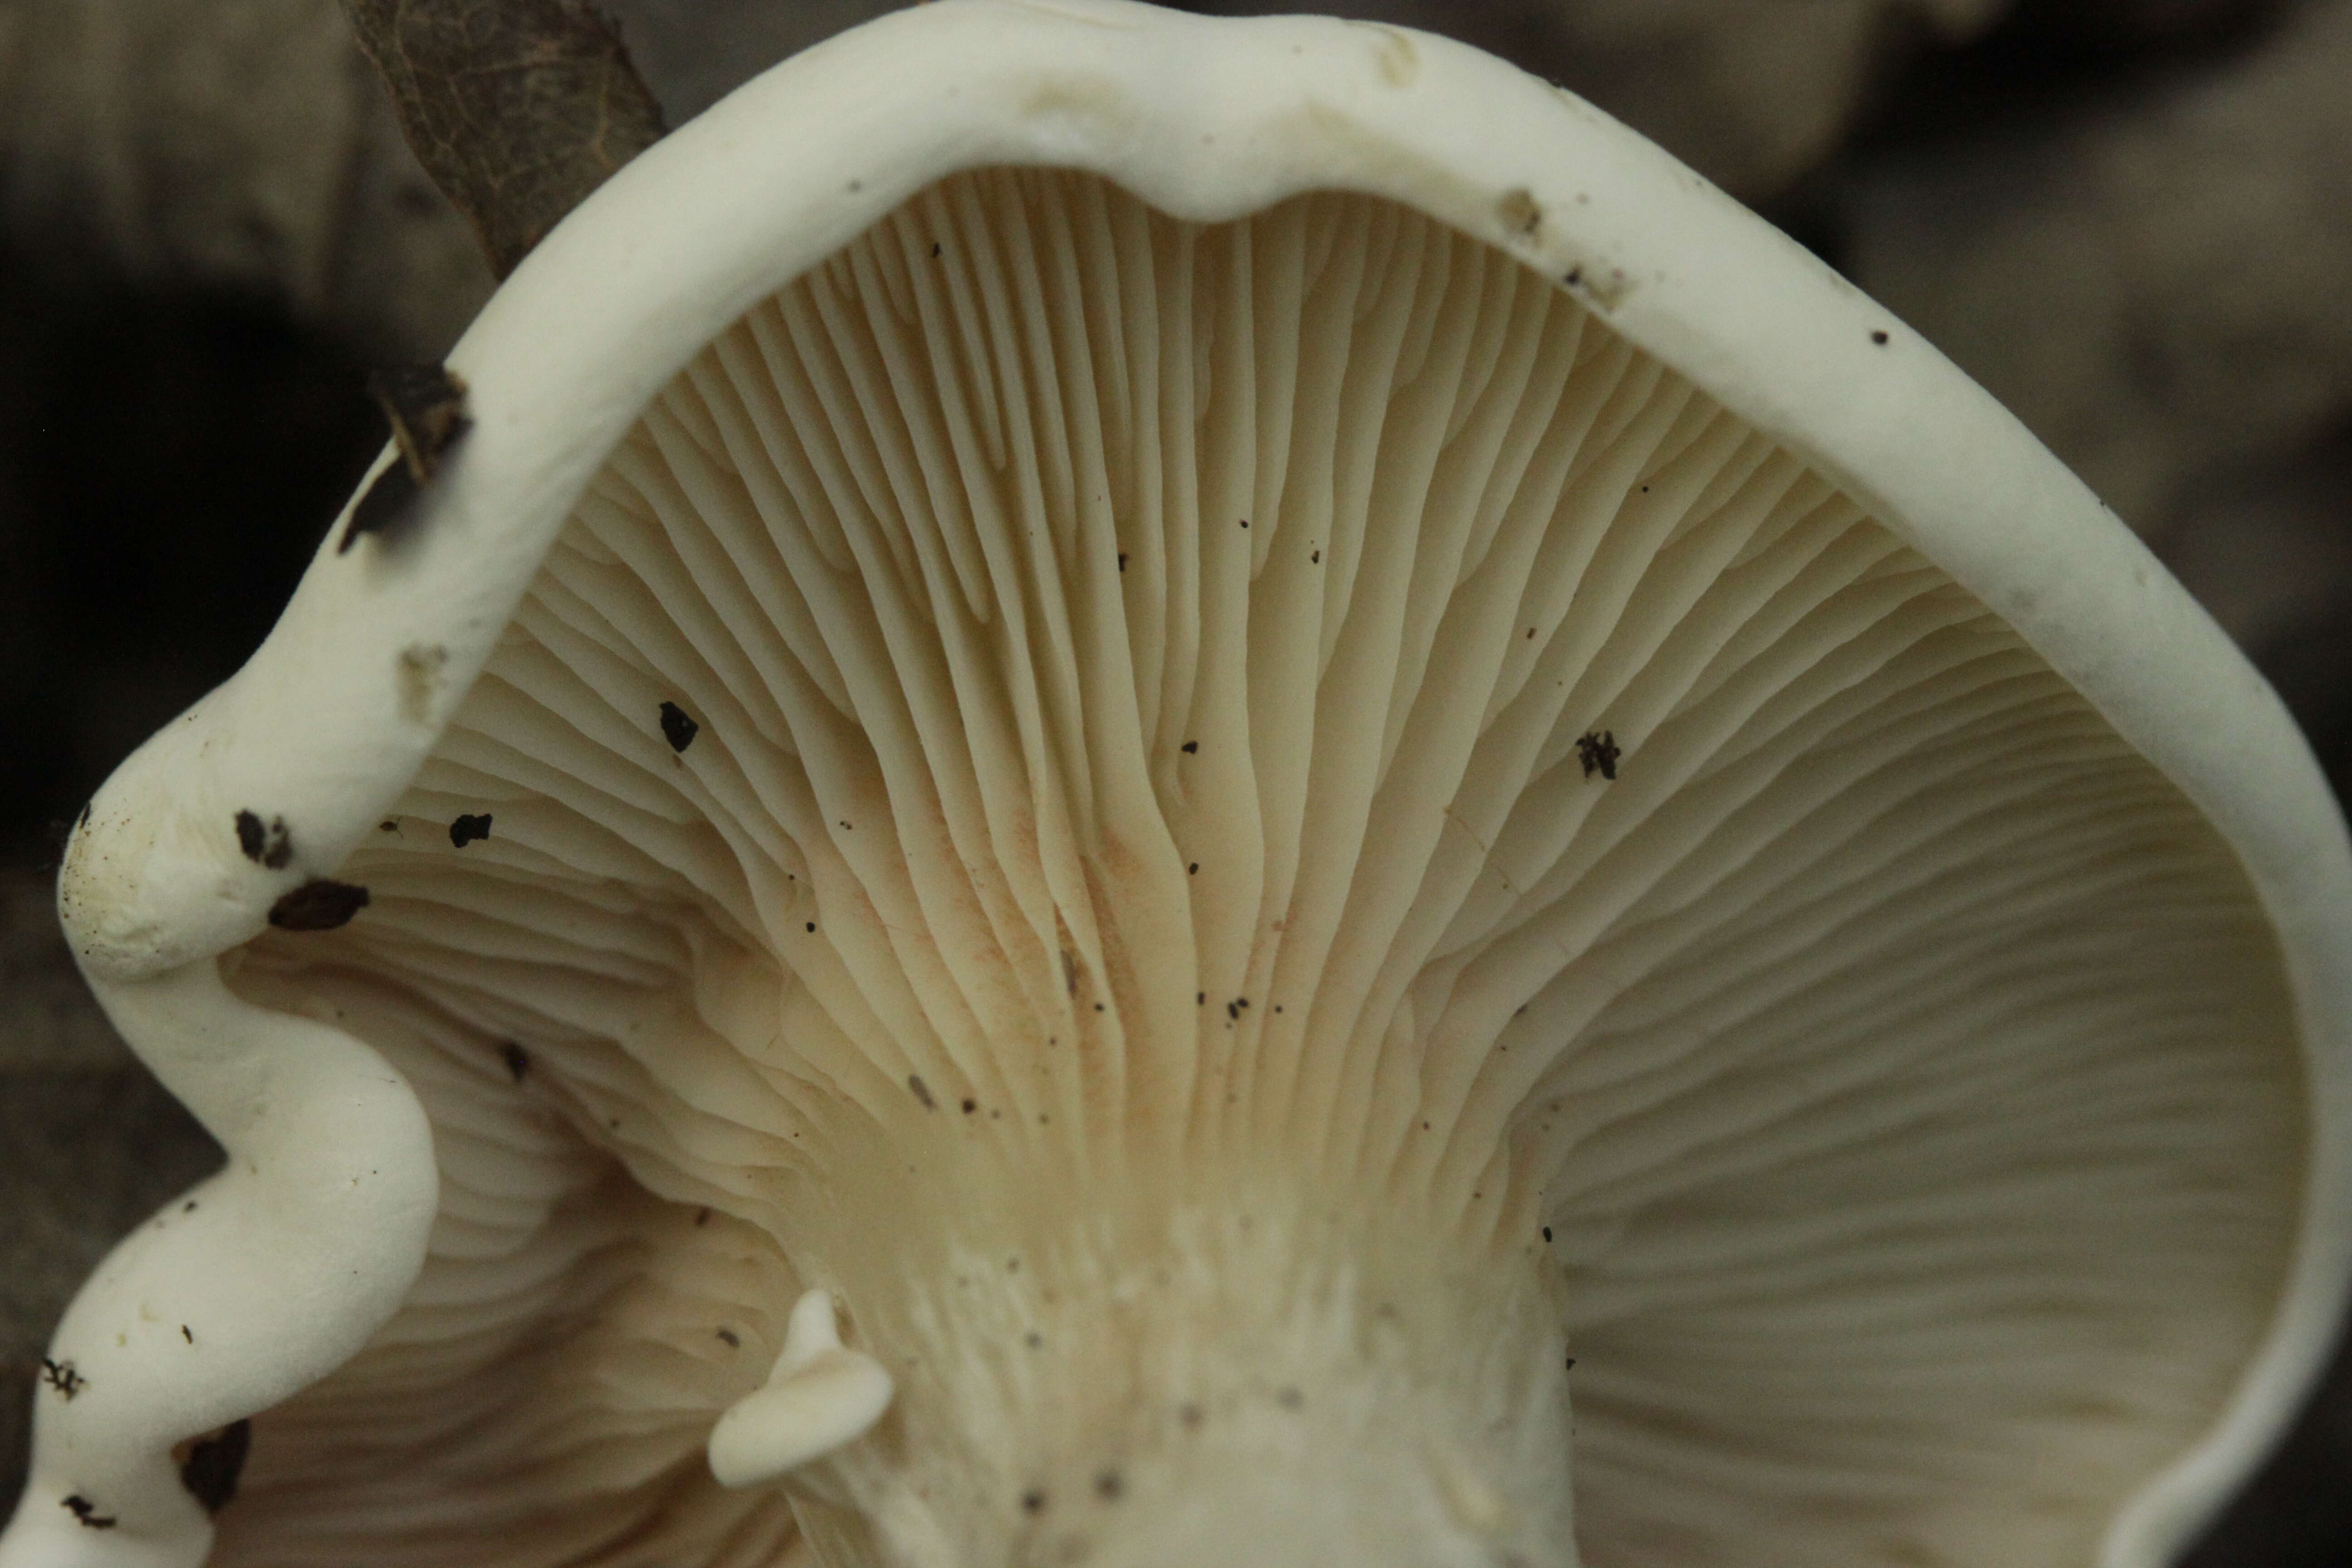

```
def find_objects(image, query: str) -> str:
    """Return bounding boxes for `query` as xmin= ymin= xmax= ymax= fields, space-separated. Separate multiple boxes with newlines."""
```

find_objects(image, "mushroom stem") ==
xmin=785 ymin=1174 xmax=1579 ymax=1568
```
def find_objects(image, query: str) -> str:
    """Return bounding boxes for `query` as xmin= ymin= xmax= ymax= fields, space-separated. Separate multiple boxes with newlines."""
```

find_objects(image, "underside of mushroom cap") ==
xmin=20 ymin=5 xmax=2352 ymax=1568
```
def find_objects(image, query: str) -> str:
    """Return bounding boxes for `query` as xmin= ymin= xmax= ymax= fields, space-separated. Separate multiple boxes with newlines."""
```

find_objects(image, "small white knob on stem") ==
xmin=706 ymin=1290 xmax=893 ymax=1489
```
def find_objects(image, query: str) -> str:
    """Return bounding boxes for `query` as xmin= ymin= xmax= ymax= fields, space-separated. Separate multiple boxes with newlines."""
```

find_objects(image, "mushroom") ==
xmin=8 ymin=1 xmax=2349 ymax=1566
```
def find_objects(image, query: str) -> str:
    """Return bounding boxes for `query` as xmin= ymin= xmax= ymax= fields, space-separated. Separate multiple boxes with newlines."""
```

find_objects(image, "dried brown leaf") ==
xmin=339 ymin=0 xmax=667 ymax=279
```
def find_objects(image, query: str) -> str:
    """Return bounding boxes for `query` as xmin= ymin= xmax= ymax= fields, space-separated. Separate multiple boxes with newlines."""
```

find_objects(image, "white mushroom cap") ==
xmin=10 ymin=2 xmax=2350 ymax=1566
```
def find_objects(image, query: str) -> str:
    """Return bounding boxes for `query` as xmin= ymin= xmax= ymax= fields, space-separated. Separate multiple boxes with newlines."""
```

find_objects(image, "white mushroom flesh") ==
xmin=206 ymin=170 xmax=2301 ymax=1568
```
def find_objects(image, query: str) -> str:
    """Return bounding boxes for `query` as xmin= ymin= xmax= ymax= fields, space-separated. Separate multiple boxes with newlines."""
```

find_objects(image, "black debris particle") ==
xmin=340 ymin=461 xmax=420 ymax=553
xmin=1565 ymin=1356 xmax=1577 ymax=1372
xmin=177 ymin=1419 xmax=252 ymax=1515
xmin=1564 ymin=267 xmax=1582 ymax=286
xmin=1196 ymin=991 xmax=1205 ymax=1005
xmin=339 ymin=365 xmax=472 ymax=553
xmin=61 ymin=1496 xmax=117 ymax=1530
xmin=1542 ymin=1226 xmax=1553 ymax=1243
xmin=1276 ymin=1386 xmax=1303 ymax=1410
xmin=961 ymin=1098 xmax=977 ymax=1114
xmin=269 ymin=879 xmax=371 ymax=931
xmin=1189 ymin=862 xmax=1199 ymax=875
xmin=1117 ymin=552 xmax=1128 ymax=572
xmin=1094 ymin=1469 xmax=1124 ymax=1501
xmin=184 ymin=1200 xmax=197 ymax=1213
xmin=806 ymin=921 xmax=817 ymax=933
xmin=659 ymin=700 xmax=700 ymax=753
xmin=449 ymin=812 xmax=493 ymax=848
xmin=1238 ymin=517 xmax=1249 ymax=529
xmin=379 ymin=819 xmax=399 ymax=832
xmin=234 ymin=810 xmax=294 ymax=869
xmin=1021 ymin=1489 xmax=1048 ymax=1515
xmin=1575 ymin=730 xmax=1621 ymax=781
xmin=1871 ymin=330 xmax=1890 ymax=346
xmin=39 ymin=1358 xmax=85 ymax=1400
xmin=908 ymin=1074 xmax=936 ymax=1110
xmin=1310 ymin=549 xmax=1321 ymax=564
xmin=79 ymin=803 xmax=93 ymax=829
xmin=1180 ymin=740 xmax=1198 ymax=754
xmin=931 ymin=242 xmax=942 ymax=258
xmin=500 ymin=1041 xmax=530 ymax=1083
xmin=717 ymin=1328 xmax=740 ymax=1348
xmin=695 ymin=1208 xmax=712 ymax=1227
xmin=373 ymin=365 xmax=471 ymax=480
xmin=182 ymin=1325 xmax=193 ymax=1343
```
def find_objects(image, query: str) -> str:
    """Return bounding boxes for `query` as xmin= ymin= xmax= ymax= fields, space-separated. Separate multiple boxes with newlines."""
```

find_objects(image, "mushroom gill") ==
xmin=212 ymin=169 xmax=2300 ymax=1567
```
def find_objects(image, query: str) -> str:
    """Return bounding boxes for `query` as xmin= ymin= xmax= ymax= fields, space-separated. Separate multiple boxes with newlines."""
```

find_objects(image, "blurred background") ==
xmin=1 ymin=0 xmax=2347 ymax=1558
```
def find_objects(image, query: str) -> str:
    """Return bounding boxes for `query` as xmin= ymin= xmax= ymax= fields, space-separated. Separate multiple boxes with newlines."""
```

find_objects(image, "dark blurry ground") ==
xmin=1 ymin=0 xmax=2347 ymax=1560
